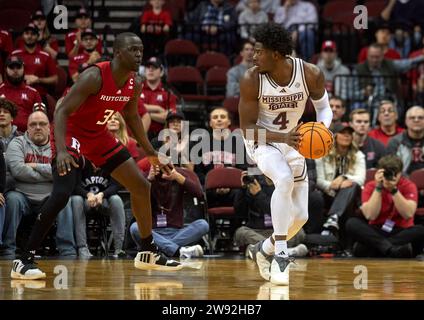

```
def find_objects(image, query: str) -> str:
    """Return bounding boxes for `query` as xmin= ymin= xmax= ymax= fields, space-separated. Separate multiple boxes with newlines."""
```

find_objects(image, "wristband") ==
xmin=390 ymin=187 xmax=398 ymax=195
xmin=375 ymin=185 xmax=382 ymax=192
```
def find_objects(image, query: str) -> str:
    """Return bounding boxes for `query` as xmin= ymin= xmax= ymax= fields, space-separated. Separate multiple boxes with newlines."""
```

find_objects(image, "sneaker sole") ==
xmin=134 ymin=260 xmax=183 ymax=271
xmin=10 ymin=270 xmax=46 ymax=280
xmin=270 ymin=276 xmax=289 ymax=286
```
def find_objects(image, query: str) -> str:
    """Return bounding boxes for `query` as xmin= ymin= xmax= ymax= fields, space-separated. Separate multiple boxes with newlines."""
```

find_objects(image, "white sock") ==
xmin=261 ymin=237 xmax=274 ymax=256
xmin=275 ymin=240 xmax=288 ymax=258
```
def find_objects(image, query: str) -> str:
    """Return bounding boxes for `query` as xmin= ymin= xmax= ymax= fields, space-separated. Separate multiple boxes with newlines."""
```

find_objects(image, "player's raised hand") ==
xmin=56 ymin=150 xmax=79 ymax=176
xmin=282 ymin=122 xmax=303 ymax=149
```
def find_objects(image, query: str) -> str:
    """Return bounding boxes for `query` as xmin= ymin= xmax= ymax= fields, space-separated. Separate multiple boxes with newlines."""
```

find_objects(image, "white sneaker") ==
xmin=179 ymin=245 xmax=204 ymax=259
xmin=134 ymin=251 xmax=183 ymax=271
xmin=78 ymin=247 xmax=93 ymax=259
xmin=270 ymin=256 xmax=294 ymax=286
xmin=11 ymin=259 xmax=46 ymax=280
xmin=248 ymin=240 xmax=273 ymax=281
xmin=288 ymin=244 xmax=308 ymax=257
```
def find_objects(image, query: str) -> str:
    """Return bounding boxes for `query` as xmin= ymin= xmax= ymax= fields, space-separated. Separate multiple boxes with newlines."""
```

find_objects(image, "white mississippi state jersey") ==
xmin=257 ymin=56 xmax=309 ymax=133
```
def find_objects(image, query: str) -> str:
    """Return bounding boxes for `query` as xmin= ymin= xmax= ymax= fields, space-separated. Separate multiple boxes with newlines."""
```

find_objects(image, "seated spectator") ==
xmin=15 ymin=10 xmax=59 ymax=60
xmin=0 ymin=29 xmax=13 ymax=84
xmin=0 ymin=99 xmax=23 ymax=193
xmin=10 ymin=23 xmax=58 ymax=99
xmin=390 ymin=25 xmax=411 ymax=59
xmin=0 ymin=143 xmax=5 ymax=248
xmin=368 ymin=100 xmax=404 ymax=146
xmin=65 ymin=7 xmax=103 ymax=58
xmin=349 ymin=109 xmax=386 ymax=169
xmin=387 ymin=106 xmax=424 ymax=175
xmin=226 ymin=41 xmax=254 ymax=97
xmin=0 ymin=99 xmax=22 ymax=151
xmin=151 ymin=111 xmax=194 ymax=170
xmin=304 ymin=159 xmax=326 ymax=234
xmin=238 ymin=0 xmax=268 ymax=41
xmin=107 ymin=112 xmax=140 ymax=160
xmin=141 ymin=57 xmax=176 ymax=139
xmin=316 ymin=41 xmax=350 ymax=101
xmin=358 ymin=23 xmax=401 ymax=63
xmin=68 ymin=28 xmax=101 ymax=83
xmin=346 ymin=155 xmax=424 ymax=258
xmin=234 ymin=171 xmax=308 ymax=257
xmin=130 ymin=165 xmax=208 ymax=258
xmin=1 ymin=111 xmax=75 ymax=258
xmin=140 ymin=0 xmax=172 ymax=59
xmin=186 ymin=0 xmax=237 ymax=55
xmin=316 ymin=124 xmax=365 ymax=239
xmin=236 ymin=0 xmax=280 ymax=16
xmin=329 ymin=96 xmax=347 ymax=131
xmin=274 ymin=0 xmax=318 ymax=62
xmin=71 ymin=159 xmax=126 ymax=258
xmin=353 ymin=43 xmax=424 ymax=111
xmin=381 ymin=0 xmax=424 ymax=31
xmin=0 ymin=57 xmax=43 ymax=132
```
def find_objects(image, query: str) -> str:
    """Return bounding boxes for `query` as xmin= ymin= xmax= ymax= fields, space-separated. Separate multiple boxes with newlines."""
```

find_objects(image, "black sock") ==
xmin=140 ymin=234 xmax=156 ymax=252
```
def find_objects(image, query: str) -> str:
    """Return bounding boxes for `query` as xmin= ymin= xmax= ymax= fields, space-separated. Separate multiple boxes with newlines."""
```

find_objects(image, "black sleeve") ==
xmin=0 ymin=144 xmax=6 ymax=193
xmin=103 ymin=178 xmax=123 ymax=198
xmin=233 ymin=188 xmax=249 ymax=218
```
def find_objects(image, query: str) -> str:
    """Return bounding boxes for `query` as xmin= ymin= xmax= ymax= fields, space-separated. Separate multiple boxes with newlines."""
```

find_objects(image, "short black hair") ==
xmin=252 ymin=23 xmax=293 ymax=56
xmin=113 ymin=32 xmax=140 ymax=51
xmin=0 ymin=98 xmax=18 ymax=118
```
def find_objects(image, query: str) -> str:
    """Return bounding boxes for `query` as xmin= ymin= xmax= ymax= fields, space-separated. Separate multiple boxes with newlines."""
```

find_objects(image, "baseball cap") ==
xmin=166 ymin=111 xmax=185 ymax=121
xmin=332 ymin=123 xmax=354 ymax=135
xmin=81 ymin=28 xmax=97 ymax=39
xmin=145 ymin=57 xmax=163 ymax=69
xmin=5 ymin=56 xmax=24 ymax=68
xmin=321 ymin=40 xmax=337 ymax=52
xmin=23 ymin=23 xmax=39 ymax=34
xmin=76 ymin=7 xmax=90 ymax=18
xmin=32 ymin=10 xmax=46 ymax=20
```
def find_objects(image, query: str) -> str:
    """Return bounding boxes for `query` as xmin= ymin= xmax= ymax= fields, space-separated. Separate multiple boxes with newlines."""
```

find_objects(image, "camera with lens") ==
xmin=383 ymin=168 xmax=396 ymax=181
xmin=242 ymin=175 xmax=255 ymax=186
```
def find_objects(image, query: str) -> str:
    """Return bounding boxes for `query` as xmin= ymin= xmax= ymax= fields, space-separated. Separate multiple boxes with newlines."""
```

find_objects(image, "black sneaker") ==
xmin=134 ymin=251 xmax=183 ymax=271
xmin=388 ymin=243 xmax=413 ymax=258
xmin=11 ymin=254 xmax=46 ymax=280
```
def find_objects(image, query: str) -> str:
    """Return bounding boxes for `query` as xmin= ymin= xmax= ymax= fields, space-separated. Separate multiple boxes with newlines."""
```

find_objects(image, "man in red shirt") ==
xmin=68 ymin=28 xmax=101 ymax=82
xmin=0 ymin=56 xmax=43 ymax=132
xmin=0 ymin=29 xmax=14 ymax=83
xmin=10 ymin=23 xmax=58 ymax=98
xmin=10 ymin=33 xmax=180 ymax=280
xmin=65 ymin=7 xmax=103 ymax=58
xmin=357 ymin=23 xmax=401 ymax=63
xmin=368 ymin=100 xmax=404 ymax=146
xmin=346 ymin=155 xmax=424 ymax=258
xmin=141 ymin=57 xmax=176 ymax=138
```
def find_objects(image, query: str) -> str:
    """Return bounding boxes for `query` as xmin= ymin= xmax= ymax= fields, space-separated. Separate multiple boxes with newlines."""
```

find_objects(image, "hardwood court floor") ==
xmin=0 ymin=257 xmax=423 ymax=300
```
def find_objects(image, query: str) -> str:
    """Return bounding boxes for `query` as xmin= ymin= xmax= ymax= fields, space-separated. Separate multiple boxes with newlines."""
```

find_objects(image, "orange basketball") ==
xmin=297 ymin=122 xmax=333 ymax=159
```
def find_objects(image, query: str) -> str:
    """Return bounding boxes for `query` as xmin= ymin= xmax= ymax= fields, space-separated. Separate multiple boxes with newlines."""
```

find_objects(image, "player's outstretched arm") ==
xmin=238 ymin=67 xmax=301 ymax=149
xmin=304 ymin=62 xmax=333 ymax=128
xmin=54 ymin=66 xmax=102 ymax=175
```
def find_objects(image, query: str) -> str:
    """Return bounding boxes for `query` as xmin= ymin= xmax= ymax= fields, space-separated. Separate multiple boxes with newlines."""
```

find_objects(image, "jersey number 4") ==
xmin=96 ymin=109 xmax=115 ymax=125
xmin=273 ymin=112 xmax=289 ymax=130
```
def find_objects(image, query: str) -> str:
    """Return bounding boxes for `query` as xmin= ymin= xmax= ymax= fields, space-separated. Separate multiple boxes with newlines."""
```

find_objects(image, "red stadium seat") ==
xmin=164 ymin=39 xmax=199 ymax=67
xmin=365 ymin=0 xmax=387 ymax=18
xmin=205 ymin=66 xmax=228 ymax=100
xmin=196 ymin=52 xmax=231 ymax=74
xmin=410 ymin=169 xmax=424 ymax=216
xmin=322 ymin=0 xmax=356 ymax=25
xmin=365 ymin=168 xmax=378 ymax=184
xmin=167 ymin=66 xmax=207 ymax=102
xmin=0 ymin=9 xmax=32 ymax=30
xmin=223 ymin=96 xmax=239 ymax=115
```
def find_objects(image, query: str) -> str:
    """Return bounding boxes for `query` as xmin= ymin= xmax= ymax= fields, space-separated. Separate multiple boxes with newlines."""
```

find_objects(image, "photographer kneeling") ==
xmin=346 ymin=155 xmax=424 ymax=258
xmin=234 ymin=171 xmax=308 ymax=257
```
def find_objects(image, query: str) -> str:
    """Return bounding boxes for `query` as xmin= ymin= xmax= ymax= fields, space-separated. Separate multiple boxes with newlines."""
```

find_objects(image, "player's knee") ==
xmin=274 ymin=178 xmax=294 ymax=194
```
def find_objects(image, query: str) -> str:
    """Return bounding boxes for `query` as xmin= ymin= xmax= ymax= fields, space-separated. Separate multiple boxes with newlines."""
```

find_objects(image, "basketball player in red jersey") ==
xmin=239 ymin=24 xmax=332 ymax=285
xmin=11 ymin=33 xmax=182 ymax=280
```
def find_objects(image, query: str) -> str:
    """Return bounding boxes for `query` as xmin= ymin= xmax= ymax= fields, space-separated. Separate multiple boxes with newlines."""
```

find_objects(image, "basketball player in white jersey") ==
xmin=239 ymin=23 xmax=333 ymax=285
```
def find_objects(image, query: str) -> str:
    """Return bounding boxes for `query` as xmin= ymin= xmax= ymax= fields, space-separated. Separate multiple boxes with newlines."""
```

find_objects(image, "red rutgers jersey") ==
xmin=52 ymin=61 xmax=136 ymax=167
xmin=67 ymin=61 xmax=136 ymax=137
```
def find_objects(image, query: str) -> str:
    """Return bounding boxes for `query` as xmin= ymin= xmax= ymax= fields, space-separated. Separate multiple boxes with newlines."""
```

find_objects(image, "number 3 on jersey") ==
xmin=273 ymin=112 xmax=289 ymax=130
xmin=97 ymin=109 xmax=115 ymax=125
